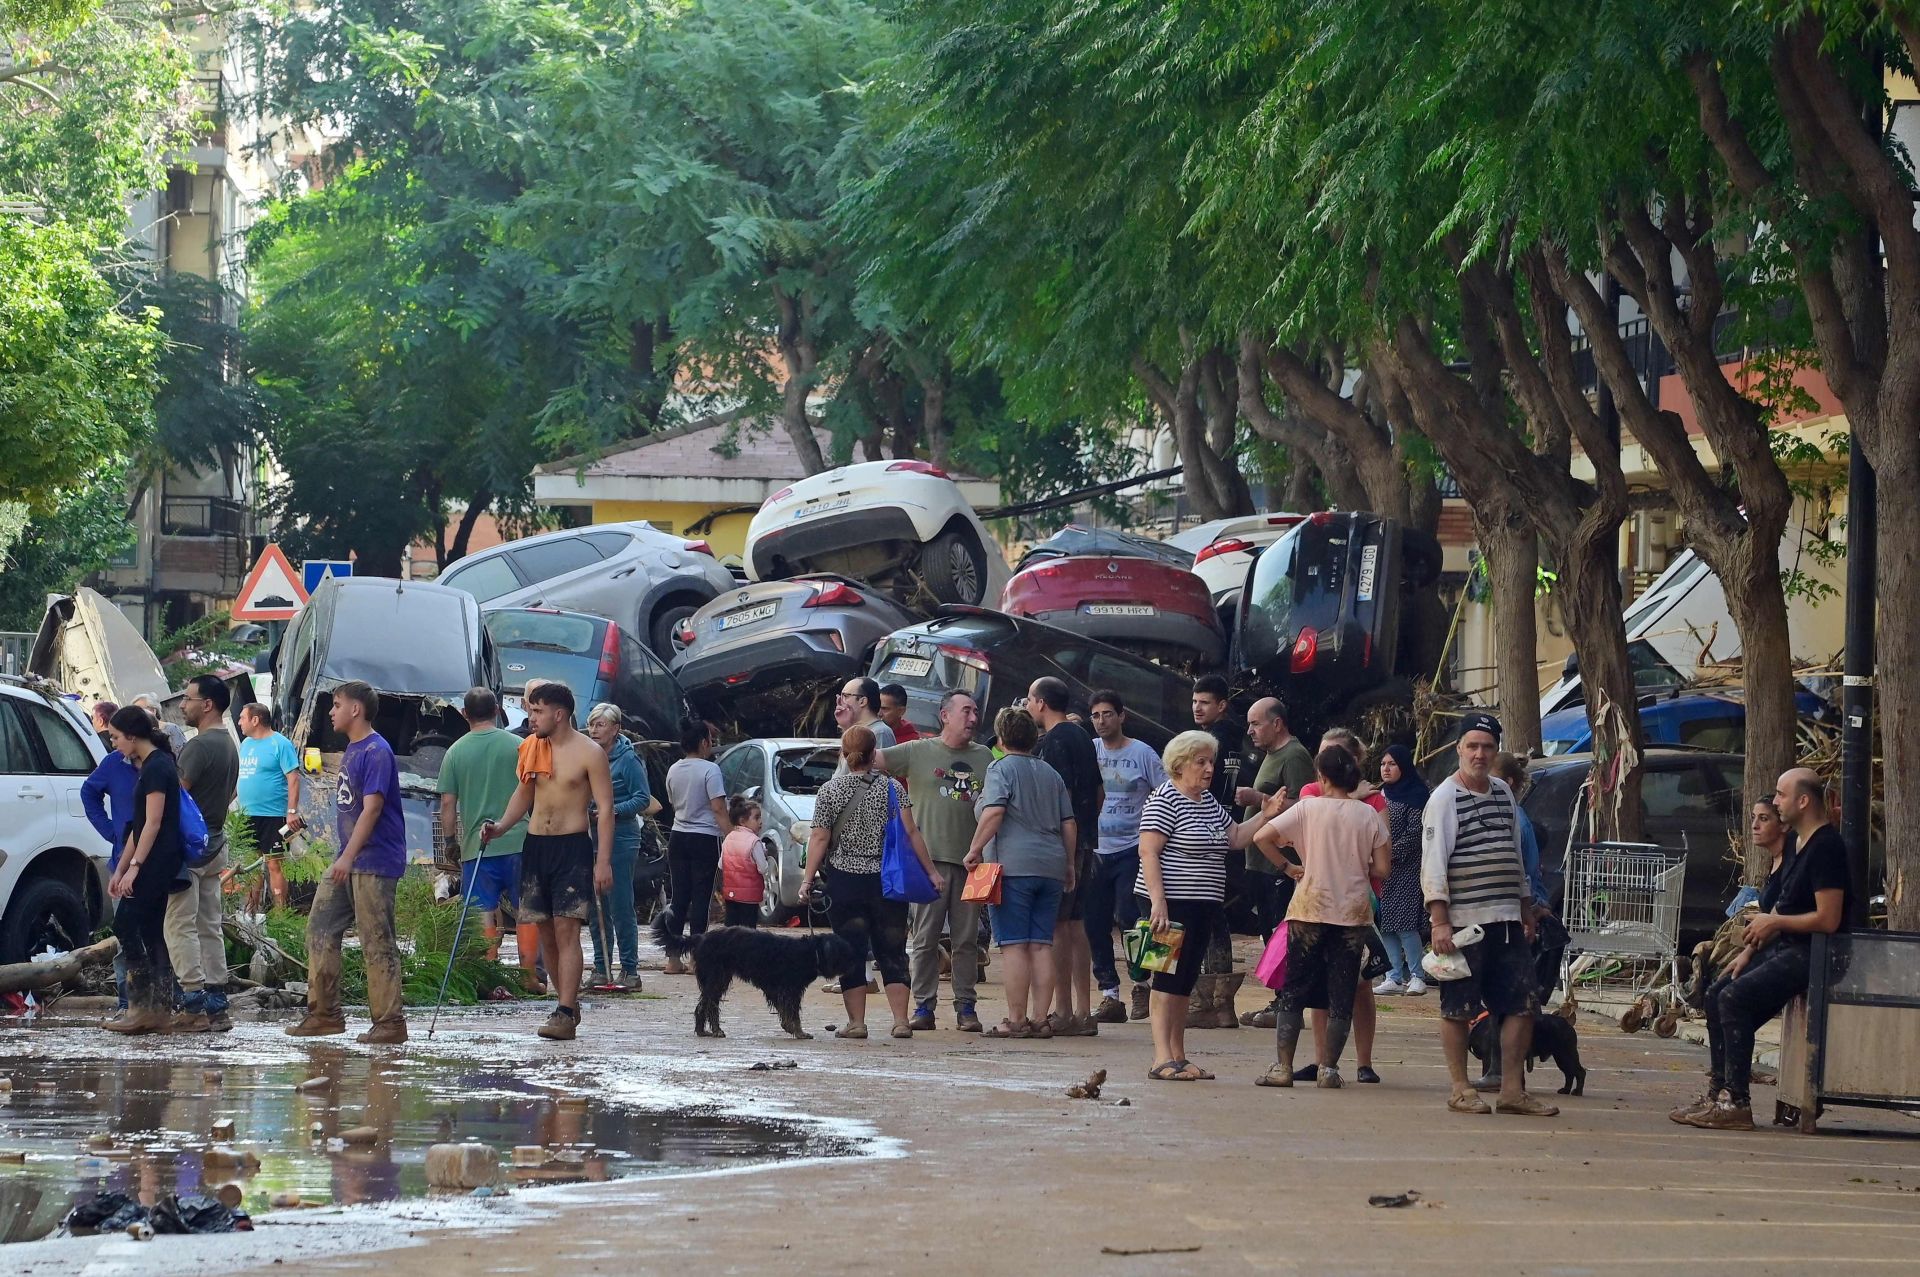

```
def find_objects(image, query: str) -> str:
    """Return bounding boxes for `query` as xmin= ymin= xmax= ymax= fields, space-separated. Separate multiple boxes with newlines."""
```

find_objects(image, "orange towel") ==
xmin=516 ymin=734 xmax=553 ymax=783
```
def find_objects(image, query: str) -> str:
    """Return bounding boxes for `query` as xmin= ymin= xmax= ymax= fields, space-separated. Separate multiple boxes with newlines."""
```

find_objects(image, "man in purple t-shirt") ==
xmin=287 ymin=680 xmax=409 ymax=1045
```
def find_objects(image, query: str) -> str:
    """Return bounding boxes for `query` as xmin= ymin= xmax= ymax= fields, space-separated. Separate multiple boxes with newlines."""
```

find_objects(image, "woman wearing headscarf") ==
xmin=1373 ymin=743 xmax=1431 ymax=996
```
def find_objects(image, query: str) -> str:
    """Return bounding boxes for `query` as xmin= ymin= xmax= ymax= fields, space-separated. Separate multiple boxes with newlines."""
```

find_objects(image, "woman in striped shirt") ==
xmin=1138 ymin=730 xmax=1288 ymax=1082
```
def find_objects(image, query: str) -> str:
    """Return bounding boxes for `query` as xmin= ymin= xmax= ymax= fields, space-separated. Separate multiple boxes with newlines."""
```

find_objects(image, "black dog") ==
xmin=652 ymin=910 xmax=853 ymax=1040
xmin=1467 ymin=1011 xmax=1588 ymax=1096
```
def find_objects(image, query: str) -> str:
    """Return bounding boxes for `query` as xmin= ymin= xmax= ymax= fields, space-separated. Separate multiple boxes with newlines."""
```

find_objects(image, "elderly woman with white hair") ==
xmin=1138 ymin=729 xmax=1287 ymax=1081
xmin=584 ymin=703 xmax=659 ymax=989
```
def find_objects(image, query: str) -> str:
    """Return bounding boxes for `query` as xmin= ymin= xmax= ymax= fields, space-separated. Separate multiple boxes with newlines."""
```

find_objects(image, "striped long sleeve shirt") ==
xmin=1420 ymin=775 xmax=1530 ymax=928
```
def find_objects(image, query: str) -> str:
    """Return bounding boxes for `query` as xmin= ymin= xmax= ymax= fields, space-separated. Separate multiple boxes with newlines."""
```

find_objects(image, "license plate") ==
xmin=889 ymin=655 xmax=933 ymax=677
xmin=793 ymin=496 xmax=852 ymax=521
xmin=1357 ymin=545 xmax=1379 ymax=601
xmin=719 ymin=603 xmax=777 ymax=629
xmin=1085 ymin=604 xmax=1155 ymax=617
xmin=503 ymin=695 xmax=522 ymax=713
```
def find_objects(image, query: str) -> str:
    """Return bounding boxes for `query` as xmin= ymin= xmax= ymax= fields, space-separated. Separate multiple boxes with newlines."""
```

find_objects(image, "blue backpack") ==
xmin=179 ymin=788 xmax=213 ymax=867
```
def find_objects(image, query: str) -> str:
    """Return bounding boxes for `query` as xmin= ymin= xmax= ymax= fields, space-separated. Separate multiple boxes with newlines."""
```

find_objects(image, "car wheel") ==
xmin=759 ymin=856 xmax=796 ymax=926
xmin=651 ymin=603 xmax=701 ymax=659
xmin=0 ymin=875 xmax=92 ymax=966
xmin=924 ymin=525 xmax=989 ymax=605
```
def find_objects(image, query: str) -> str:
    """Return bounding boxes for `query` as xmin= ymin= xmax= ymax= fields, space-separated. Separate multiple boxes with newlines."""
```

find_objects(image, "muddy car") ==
xmin=1015 ymin=524 xmax=1194 ymax=571
xmin=27 ymin=587 xmax=171 ymax=709
xmin=1232 ymin=511 xmax=1445 ymax=732
xmin=272 ymin=577 xmax=500 ymax=866
xmin=999 ymin=555 xmax=1225 ymax=671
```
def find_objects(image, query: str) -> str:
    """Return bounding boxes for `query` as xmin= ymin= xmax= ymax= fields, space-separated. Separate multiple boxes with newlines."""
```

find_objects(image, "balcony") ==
xmin=156 ymin=496 xmax=256 ymax=597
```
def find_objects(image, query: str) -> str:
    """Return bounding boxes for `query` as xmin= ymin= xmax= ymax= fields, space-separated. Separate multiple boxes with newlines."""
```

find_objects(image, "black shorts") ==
xmin=1056 ymin=845 xmax=1097 ymax=924
xmin=1150 ymin=898 xmax=1221 ymax=999
xmin=1439 ymin=920 xmax=1541 ymax=1021
xmin=248 ymin=814 xmax=286 ymax=858
xmin=520 ymin=832 xmax=594 ymax=923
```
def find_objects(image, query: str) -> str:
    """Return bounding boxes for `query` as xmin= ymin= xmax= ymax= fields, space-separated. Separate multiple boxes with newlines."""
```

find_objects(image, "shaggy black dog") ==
xmin=652 ymin=910 xmax=853 ymax=1040
xmin=1467 ymin=1011 xmax=1588 ymax=1096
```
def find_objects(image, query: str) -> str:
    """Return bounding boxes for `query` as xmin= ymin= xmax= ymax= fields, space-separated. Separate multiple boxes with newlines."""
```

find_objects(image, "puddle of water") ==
xmin=0 ymin=1042 xmax=848 ymax=1244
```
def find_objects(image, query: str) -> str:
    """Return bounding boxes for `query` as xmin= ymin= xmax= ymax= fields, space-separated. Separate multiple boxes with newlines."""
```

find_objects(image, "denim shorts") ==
xmin=460 ymin=853 xmax=521 ymax=913
xmin=990 ymin=875 xmax=1065 ymax=947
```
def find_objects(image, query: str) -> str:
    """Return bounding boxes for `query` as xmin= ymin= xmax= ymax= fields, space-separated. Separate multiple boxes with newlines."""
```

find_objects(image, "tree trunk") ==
xmin=1133 ymin=353 xmax=1248 ymax=521
xmin=1876 ymin=435 xmax=1920 ymax=925
xmin=1282 ymin=454 xmax=1319 ymax=515
xmin=919 ymin=369 xmax=949 ymax=470
xmin=446 ymin=493 xmax=491 ymax=566
xmin=774 ymin=288 xmax=828 ymax=475
xmin=1552 ymin=530 xmax=1644 ymax=843
xmin=0 ymin=936 xmax=117 ymax=994
xmin=1475 ymin=508 xmax=1542 ymax=754
xmin=1720 ymin=564 xmax=1798 ymax=882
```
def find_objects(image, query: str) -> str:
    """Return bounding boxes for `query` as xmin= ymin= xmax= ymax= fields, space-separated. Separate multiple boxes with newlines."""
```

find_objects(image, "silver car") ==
xmin=716 ymin=737 xmax=840 ymax=925
xmin=437 ymin=522 xmax=735 ymax=660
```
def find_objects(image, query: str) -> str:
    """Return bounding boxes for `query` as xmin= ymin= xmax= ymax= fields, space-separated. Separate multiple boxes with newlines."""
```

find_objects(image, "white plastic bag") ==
xmin=1419 ymin=923 xmax=1485 ymax=982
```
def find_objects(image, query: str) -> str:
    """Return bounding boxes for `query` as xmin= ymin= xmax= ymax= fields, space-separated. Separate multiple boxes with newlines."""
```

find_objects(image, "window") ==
xmin=582 ymin=531 xmax=632 ymax=558
xmin=508 ymin=537 xmax=603 ymax=584
xmin=1639 ymin=765 xmax=1723 ymax=820
xmin=442 ymin=555 xmax=523 ymax=605
xmin=719 ymin=745 xmax=763 ymax=798
xmin=20 ymin=701 xmax=93 ymax=773
xmin=1678 ymin=715 xmax=1743 ymax=754
xmin=0 ymin=702 xmax=34 ymax=774
xmin=613 ymin=633 xmax=685 ymax=739
xmin=1084 ymin=651 xmax=1179 ymax=729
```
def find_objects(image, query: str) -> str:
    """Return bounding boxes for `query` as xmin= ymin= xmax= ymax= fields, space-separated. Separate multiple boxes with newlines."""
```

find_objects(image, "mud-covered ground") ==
xmin=7 ymin=939 xmax=1920 ymax=1276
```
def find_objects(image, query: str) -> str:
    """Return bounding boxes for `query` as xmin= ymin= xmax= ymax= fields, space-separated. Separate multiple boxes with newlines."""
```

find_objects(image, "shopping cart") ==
xmin=1559 ymin=841 xmax=1688 ymax=1035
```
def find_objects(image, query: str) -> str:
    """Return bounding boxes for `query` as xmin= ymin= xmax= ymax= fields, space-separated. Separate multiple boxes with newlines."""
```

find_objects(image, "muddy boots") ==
xmin=286 ymin=962 xmax=347 ymax=1038
xmin=1184 ymin=972 xmax=1246 ymax=1029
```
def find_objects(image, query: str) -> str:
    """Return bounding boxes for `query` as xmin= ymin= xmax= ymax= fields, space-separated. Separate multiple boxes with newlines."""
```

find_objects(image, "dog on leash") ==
xmin=1467 ymin=1010 xmax=1588 ymax=1096
xmin=652 ymin=910 xmax=854 ymax=1039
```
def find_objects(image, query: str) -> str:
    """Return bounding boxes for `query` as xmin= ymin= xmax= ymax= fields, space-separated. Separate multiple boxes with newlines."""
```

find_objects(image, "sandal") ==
xmin=1448 ymin=1091 xmax=1492 ymax=1114
xmin=1174 ymin=1059 xmax=1214 ymax=1080
xmin=890 ymin=1022 xmax=914 ymax=1039
xmin=1149 ymin=1061 xmax=1197 ymax=1081
xmin=1254 ymin=1063 xmax=1294 ymax=1087
xmin=835 ymin=1023 xmax=869 ymax=1039
xmin=1029 ymin=1019 xmax=1055 ymax=1040
xmin=982 ymin=1019 xmax=1032 ymax=1039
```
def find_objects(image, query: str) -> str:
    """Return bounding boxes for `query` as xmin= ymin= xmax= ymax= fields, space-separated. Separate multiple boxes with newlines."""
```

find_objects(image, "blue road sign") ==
xmin=302 ymin=560 xmax=353 ymax=594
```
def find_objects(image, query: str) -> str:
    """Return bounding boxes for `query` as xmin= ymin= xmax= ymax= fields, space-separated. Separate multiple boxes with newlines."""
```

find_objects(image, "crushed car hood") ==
xmin=29 ymin=588 xmax=170 ymax=706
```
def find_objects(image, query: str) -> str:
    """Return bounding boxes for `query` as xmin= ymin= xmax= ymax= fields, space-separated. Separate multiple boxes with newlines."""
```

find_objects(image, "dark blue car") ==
xmin=1539 ymin=690 xmax=1832 ymax=757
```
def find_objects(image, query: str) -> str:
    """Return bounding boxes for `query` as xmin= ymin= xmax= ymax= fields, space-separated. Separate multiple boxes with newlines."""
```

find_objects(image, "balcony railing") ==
xmin=161 ymin=495 xmax=253 ymax=539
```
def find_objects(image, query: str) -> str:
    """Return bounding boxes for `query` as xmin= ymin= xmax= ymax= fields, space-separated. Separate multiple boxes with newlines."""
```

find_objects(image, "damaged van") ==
xmin=272 ymin=577 xmax=500 ymax=866
xmin=28 ymin=587 xmax=171 ymax=709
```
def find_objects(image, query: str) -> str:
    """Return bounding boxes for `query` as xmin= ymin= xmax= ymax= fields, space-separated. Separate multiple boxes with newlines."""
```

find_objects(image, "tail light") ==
xmin=683 ymin=539 xmax=714 ymax=556
xmin=598 ymin=624 xmax=621 ymax=681
xmin=1290 ymin=627 xmax=1319 ymax=674
xmin=887 ymin=460 xmax=950 ymax=479
xmin=1267 ymin=515 xmax=1304 ymax=528
xmin=1361 ymin=631 xmax=1373 ymax=668
xmin=936 ymin=643 xmax=990 ymax=672
xmin=764 ymin=487 xmax=793 ymax=507
xmin=1195 ymin=537 xmax=1253 ymax=566
xmin=804 ymin=581 xmax=864 ymax=608
xmin=1309 ymin=511 xmax=1335 ymax=527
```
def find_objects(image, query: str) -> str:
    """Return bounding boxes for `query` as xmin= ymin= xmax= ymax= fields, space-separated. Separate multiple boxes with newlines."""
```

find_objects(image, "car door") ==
xmin=0 ymin=698 xmax=58 ymax=866
xmin=1637 ymin=758 xmax=1739 ymax=942
xmin=15 ymin=698 xmax=108 ymax=857
xmin=719 ymin=743 xmax=765 ymax=802
xmin=509 ymin=536 xmax=612 ymax=611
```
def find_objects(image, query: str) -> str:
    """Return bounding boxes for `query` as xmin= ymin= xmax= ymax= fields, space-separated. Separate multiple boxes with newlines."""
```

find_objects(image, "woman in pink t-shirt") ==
xmin=1249 ymin=745 xmax=1390 ymax=1089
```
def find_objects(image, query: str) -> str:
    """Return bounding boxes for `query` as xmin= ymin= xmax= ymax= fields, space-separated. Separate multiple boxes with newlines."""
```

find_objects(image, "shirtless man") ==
xmin=480 ymin=681 xmax=614 ymax=1040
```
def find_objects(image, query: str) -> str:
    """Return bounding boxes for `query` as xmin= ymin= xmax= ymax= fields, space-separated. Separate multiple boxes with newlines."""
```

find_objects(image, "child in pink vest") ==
xmin=721 ymin=798 xmax=770 ymax=927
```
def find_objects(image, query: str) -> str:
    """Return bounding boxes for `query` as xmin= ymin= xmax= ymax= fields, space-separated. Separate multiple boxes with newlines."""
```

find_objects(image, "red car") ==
xmin=999 ymin=555 xmax=1225 ymax=670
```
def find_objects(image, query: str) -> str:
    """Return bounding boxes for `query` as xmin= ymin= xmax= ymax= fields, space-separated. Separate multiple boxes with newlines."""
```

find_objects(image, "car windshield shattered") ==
xmin=774 ymin=747 xmax=840 ymax=795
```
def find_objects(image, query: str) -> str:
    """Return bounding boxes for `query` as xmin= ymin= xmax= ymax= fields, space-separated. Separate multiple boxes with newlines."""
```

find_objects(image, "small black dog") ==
xmin=652 ymin=910 xmax=853 ymax=1040
xmin=1467 ymin=1011 xmax=1588 ymax=1096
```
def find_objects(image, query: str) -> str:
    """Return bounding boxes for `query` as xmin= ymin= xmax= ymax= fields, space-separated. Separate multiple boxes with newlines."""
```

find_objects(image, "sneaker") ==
xmin=208 ymin=1010 xmax=234 ymax=1033
xmin=1072 ymin=1015 xmax=1100 ymax=1037
xmin=1682 ymin=1096 xmax=1756 ymax=1131
xmin=103 ymin=1009 xmax=170 ymax=1036
xmin=908 ymin=1002 xmax=936 ymax=1031
xmin=821 ymin=980 xmax=843 ymax=994
xmin=170 ymin=1009 xmax=213 ymax=1034
xmin=1495 ymin=1093 xmax=1561 ymax=1117
xmin=1129 ymin=985 xmax=1150 ymax=1020
xmin=1356 ymin=1066 xmax=1381 ymax=1084
xmin=1094 ymin=995 xmax=1128 ymax=1024
xmin=1669 ymin=1092 xmax=1718 ymax=1124
xmin=955 ymin=1003 xmax=983 ymax=1033
xmin=285 ymin=1013 xmax=347 ymax=1038
xmin=620 ymin=970 xmax=643 ymax=993
xmin=1316 ymin=1067 xmax=1345 ymax=1089
xmin=835 ymin=1023 xmax=869 ymax=1039
xmin=1404 ymin=977 xmax=1428 ymax=997
xmin=537 ymin=1008 xmax=578 ymax=1041
xmin=1372 ymin=978 xmax=1407 ymax=997
xmin=357 ymin=1022 xmax=408 ymax=1046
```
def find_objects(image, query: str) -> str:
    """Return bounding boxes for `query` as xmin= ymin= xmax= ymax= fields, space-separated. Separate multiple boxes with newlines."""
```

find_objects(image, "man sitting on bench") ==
xmin=1672 ymin=768 xmax=1851 ymax=1132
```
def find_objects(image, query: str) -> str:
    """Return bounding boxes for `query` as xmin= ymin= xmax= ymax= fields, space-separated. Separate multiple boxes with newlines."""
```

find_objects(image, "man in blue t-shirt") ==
xmin=235 ymin=702 xmax=303 ymax=911
xmin=1084 ymin=689 xmax=1166 ymax=1023
xmin=287 ymin=680 xmax=409 ymax=1045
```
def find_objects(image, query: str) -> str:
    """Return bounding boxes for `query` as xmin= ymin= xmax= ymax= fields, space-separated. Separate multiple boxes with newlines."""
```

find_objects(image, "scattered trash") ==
xmin=128 ymin=1220 xmax=155 ymax=1241
xmin=211 ymin=1118 xmax=236 ymax=1140
xmin=469 ymin=1185 xmax=508 ymax=1199
xmin=203 ymin=1070 xmax=224 ymax=1086
xmin=150 ymin=1193 xmax=235 ymax=1234
xmin=85 ymin=1134 xmax=114 ymax=1152
xmin=1066 ymin=1069 xmax=1108 ymax=1100
xmin=1101 ymin=1245 xmax=1201 ymax=1256
xmin=0 ymin=1149 xmax=25 ymax=1163
xmin=214 ymin=1183 xmax=245 ymax=1209
xmin=309 ymin=1121 xmax=325 ymax=1139
xmin=296 ymin=1076 xmax=332 ymax=1092
xmin=269 ymin=1191 xmax=306 ymax=1209
xmin=1111 ymin=1098 xmax=1131 ymax=1107
xmin=0 ymin=1077 xmax=12 ymax=1091
xmin=426 ymin=1141 xmax=500 ymax=1189
xmin=63 ymin=1191 xmax=234 ymax=1236
xmin=749 ymin=1060 xmax=800 ymax=1071
xmin=1368 ymin=1190 xmax=1423 ymax=1208
xmin=511 ymin=1145 xmax=546 ymax=1167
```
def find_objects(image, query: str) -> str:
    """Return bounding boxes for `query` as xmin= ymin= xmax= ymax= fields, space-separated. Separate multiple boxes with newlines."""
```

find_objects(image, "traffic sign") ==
xmin=233 ymin=544 xmax=308 ymax=621
xmin=303 ymin=559 xmax=353 ymax=594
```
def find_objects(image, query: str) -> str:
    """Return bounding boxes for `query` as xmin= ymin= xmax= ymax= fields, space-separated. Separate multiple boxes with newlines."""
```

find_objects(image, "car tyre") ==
xmin=759 ymin=858 xmax=796 ymax=926
xmin=0 ymin=875 xmax=93 ymax=966
xmin=924 ymin=524 xmax=990 ymax=605
xmin=651 ymin=603 xmax=702 ymax=660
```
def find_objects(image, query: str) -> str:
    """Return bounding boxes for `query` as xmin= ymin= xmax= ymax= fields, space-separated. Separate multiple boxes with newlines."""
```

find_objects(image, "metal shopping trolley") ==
xmin=1559 ymin=841 xmax=1688 ymax=1035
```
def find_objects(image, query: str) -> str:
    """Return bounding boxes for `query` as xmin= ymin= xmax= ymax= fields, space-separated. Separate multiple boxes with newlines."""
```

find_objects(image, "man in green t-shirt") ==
xmin=1235 ymin=696 xmax=1317 ymax=1027
xmin=437 ymin=687 xmax=542 ymax=990
xmin=883 ymin=689 xmax=995 ymax=1032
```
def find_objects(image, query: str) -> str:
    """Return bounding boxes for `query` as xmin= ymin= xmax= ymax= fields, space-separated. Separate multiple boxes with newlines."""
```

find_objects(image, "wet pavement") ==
xmin=0 ymin=1005 xmax=859 ymax=1248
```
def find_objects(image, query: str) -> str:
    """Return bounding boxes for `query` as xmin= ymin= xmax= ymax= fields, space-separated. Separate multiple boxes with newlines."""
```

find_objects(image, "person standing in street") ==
xmin=719 ymin=797 xmax=771 ymax=927
xmin=1086 ymin=690 xmax=1166 ymax=1023
xmin=879 ymin=683 xmax=921 ymax=743
xmin=235 ymin=702 xmax=303 ymax=913
xmin=481 ymin=681 xmax=616 ymax=1041
xmin=1234 ymin=697 xmax=1316 ymax=1028
xmin=885 ymin=689 xmax=994 ymax=1032
xmin=1028 ymin=677 xmax=1102 ymax=1036
xmin=103 ymin=707 xmax=190 ymax=1035
xmin=288 ymin=681 xmax=409 ymax=1045
xmin=1191 ymin=675 xmax=1247 ymax=805
xmin=82 ymin=723 xmax=141 ymax=1016
xmin=586 ymin=701 xmax=659 ymax=987
xmin=439 ymin=688 xmax=544 ymax=991
xmin=1421 ymin=713 xmax=1557 ymax=1117
xmin=1373 ymin=744 xmax=1431 ymax=997
xmin=166 ymin=675 xmax=237 ymax=1033
xmin=133 ymin=694 xmax=188 ymax=754
xmin=661 ymin=717 xmax=732 ymax=974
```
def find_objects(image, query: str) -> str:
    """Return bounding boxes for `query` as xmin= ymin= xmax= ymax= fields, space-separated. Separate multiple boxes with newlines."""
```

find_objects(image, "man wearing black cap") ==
xmin=1421 ymin=713 xmax=1558 ymax=1117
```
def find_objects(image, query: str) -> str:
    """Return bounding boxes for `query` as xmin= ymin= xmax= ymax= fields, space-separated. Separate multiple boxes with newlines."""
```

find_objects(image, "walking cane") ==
xmin=427 ymin=861 xmax=476 ymax=1040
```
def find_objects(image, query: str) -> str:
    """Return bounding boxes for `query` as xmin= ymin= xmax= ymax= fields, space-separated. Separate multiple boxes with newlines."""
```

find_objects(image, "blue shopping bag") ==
xmin=879 ymin=780 xmax=939 ymax=904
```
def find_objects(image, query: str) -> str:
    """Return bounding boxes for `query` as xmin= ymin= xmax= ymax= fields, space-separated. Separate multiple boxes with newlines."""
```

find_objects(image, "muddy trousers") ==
xmin=1705 ymin=942 xmax=1809 ymax=1105
xmin=588 ymin=843 xmax=640 ymax=977
xmin=1083 ymin=847 xmax=1140 ymax=994
xmin=163 ymin=848 xmax=228 ymax=1011
xmin=114 ymin=887 xmax=175 ymax=1012
xmin=1274 ymin=922 xmax=1369 ymax=1069
xmin=307 ymin=872 xmax=405 ymax=1029
xmin=908 ymin=865 xmax=982 ymax=1009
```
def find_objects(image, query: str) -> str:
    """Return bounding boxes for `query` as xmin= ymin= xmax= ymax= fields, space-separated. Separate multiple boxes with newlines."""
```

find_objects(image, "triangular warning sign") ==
xmin=233 ymin=544 xmax=309 ymax=621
